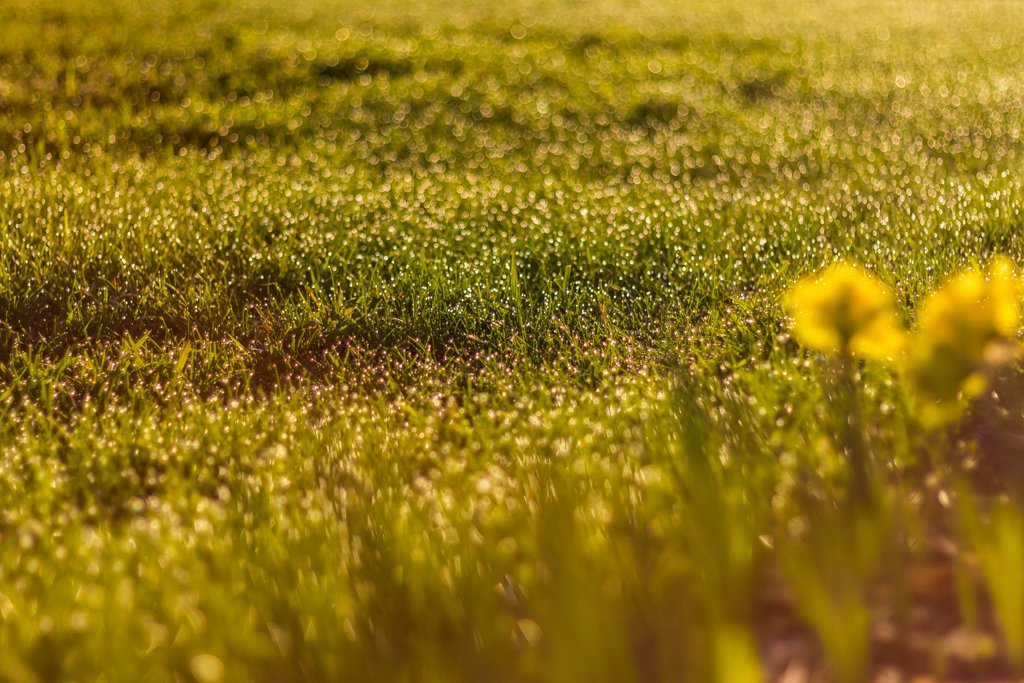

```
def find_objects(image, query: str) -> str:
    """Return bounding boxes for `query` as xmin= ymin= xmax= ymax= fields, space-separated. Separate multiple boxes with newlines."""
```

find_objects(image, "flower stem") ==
xmin=838 ymin=354 xmax=872 ymax=505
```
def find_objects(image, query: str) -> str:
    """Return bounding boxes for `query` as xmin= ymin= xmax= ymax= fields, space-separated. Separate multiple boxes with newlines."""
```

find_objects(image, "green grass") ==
xmin=4 ymin=0 xmax=1024 ymax=680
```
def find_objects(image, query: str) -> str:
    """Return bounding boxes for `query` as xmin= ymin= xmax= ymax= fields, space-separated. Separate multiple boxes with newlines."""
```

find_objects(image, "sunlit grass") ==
xmin=4 ymin=0 xmax=1024 ymax=680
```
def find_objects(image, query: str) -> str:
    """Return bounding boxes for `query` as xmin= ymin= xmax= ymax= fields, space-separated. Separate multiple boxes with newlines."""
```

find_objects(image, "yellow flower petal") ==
xmin=783 ymin=263 xmax=905 ymax=363
xmin=908 ymin=256 xmax=1022 ymax=418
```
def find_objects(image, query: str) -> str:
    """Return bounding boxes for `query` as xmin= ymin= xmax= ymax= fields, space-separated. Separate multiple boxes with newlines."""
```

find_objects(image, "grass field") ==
xmin=4 ymin=0 xmax=1024 ymax=680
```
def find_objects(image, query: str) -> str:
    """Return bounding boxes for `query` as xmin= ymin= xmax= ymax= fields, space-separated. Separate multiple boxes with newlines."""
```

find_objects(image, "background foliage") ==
xmin=3 ymin=0 xmax=1024 ymax=680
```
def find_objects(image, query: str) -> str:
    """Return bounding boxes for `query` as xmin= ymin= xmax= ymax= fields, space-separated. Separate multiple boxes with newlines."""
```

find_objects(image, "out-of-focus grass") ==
xmin=3 ymin=0 xmax=1024 ymax=680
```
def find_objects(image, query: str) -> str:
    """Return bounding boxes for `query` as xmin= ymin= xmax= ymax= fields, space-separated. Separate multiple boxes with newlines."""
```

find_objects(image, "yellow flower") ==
xmin=916 ymin=257 xmax=1019 ymax=349
xmin=783 ymin=263 xmax=906 ymax=362
xmin=908 ymin=256 xmax=1022 ymax=424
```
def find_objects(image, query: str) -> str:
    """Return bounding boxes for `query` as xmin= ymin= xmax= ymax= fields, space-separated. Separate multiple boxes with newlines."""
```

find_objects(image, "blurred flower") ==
xmin=909 ymin=256 xmax=1022 ymax=426
xmin=783 ymin=263 xmax=906 ymax=362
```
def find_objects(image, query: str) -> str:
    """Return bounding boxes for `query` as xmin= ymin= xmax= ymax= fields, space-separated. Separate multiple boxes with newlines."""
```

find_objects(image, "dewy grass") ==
xmin=4 ymin=0 xmax=1024 ymax=679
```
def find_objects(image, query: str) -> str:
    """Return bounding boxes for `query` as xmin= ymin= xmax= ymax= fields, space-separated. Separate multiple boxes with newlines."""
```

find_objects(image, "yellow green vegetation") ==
xmin=4 ymin=0 xmax=1024 ymax=681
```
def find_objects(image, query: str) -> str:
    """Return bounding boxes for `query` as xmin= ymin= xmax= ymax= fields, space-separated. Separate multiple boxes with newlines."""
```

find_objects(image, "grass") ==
xmin=4 ymin=0 xmax=1024 ymax=680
